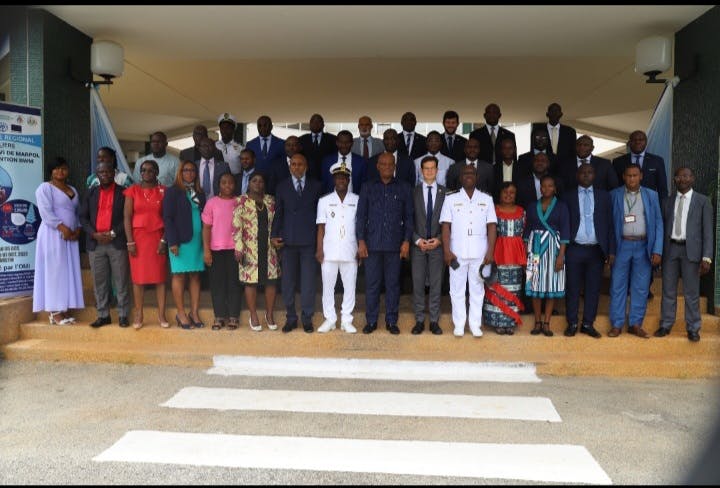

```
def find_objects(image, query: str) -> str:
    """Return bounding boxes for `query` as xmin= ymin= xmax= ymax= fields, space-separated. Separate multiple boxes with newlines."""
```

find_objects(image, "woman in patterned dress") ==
xmin=523 ymin=175 xmax=570 ymax=337
xmin=483 ymin=182 xmax=526 ymax=335
xmin=232 ymin=171 xmax=280 ymax=332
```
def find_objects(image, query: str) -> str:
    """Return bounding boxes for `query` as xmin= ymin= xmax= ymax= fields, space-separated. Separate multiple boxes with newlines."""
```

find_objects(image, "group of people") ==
xmin=32 ymin=103 xmax=714 ymax=342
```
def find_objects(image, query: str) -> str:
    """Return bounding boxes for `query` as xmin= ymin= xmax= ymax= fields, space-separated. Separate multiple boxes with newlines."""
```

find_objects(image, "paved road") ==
xmin=1 ymin=359 xmax=719 ymax=484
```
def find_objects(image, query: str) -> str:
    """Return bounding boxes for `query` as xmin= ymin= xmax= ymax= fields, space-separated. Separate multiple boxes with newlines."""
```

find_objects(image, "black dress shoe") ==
xmin=362 ymin=323 xmax=377 ymax=334
xmin=90 ymin=316 xmax=112 ymax=328
xmin=429 ymin=322 xmax=442 ymax=335
xmin=580 ymin=325 xmax=602 ymax=339
xmin=688 ymin=331 xmax=700 ymax=342
xmin=654 ymin=327 xmax=671 ymax=337
xmin=386 ymin=324 xmax=400 ymax=335
xmin=282 ymin=322 xmax=297 ymax=333
xmin=303 ymin=323 xmax=314 ymax=333
xmin=564 ymin=324 xmax=578 ymax=337
xmin=118 ymin=316 xmax=129 ymax=328
xmin=411 ymin=321 xmax=424 ymax=335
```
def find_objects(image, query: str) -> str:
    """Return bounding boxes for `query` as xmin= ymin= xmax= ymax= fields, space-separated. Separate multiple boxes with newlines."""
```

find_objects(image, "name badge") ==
xmin=624 ymin=215 xmax=636 ymax=223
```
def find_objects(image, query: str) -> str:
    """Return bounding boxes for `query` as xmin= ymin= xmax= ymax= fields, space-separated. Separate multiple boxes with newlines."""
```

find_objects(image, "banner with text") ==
xmin=0 ymin=102 xmax=43 ymax=298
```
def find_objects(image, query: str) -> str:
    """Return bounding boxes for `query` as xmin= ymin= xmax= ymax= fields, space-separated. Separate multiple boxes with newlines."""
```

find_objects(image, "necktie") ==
xmin=202 ymin=161 xmax=211 ymax=196
xmin=550 ymin=126 xmax=558 ymax=154
xmin=313 ymin=134 xmax=319 ymax=149
xmin=469 ymin=161 xmax=476 ymax=169
xmin=262 ymin=138 xmax=268 ymax=158
xmin=342 ymin=155 xmax=347 ymax=163
xmin=673 ymin=195 xmax=684 ymax=238
xmin=580 ymin=158 xmax=588 ymax=166
xmin=635 ymin=155 xmax=642 ymax=168
xmin=426 ymin=186 xmax=433 ymax=239
xmin=406 ymin=133 xmax=412 ymax=150
xmin=447 ymin=135 xmax=454 ymax=152
xmin=362 ymin=138 xmax=369 ymax=159
xmin=490 ymin=126 xmax=496 ymax=146
xmin=296 ymin=178 xmax=303 ymax=197
xmin=582 ymin=188 xmax=592 ymax=238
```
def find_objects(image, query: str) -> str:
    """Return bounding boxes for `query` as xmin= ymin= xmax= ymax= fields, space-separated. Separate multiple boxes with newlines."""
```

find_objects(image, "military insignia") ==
xmin=331 ymin=211 xmax=335 ymax=218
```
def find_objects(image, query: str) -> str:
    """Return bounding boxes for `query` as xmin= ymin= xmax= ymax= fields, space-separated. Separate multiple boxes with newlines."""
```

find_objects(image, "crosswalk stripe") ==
xmin=94 ymin=430 xmax=611 ymax=484
xmin=161 ymin=387 xmax=562 ymax=422
xmin=208 ymin=356 xmax=541 ymax=383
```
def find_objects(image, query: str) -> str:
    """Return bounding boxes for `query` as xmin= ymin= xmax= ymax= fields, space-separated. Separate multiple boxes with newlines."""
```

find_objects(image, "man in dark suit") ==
xmin=562 ymin=164 xmax=614 ymax=338
xmin=179 ymin=125 xmax=224 ymax=164
xmin=468 ymin=103 xmax=515 ymax=165
xmin=440 ymin=110 xmax=467 ymax=162
xmin=366 ymin=128 xmax=416 ymax=187
xmin=79 ymin=161 xmax=130 ymax=328
xmin=494 ymin=137 xmax=528 ymax=198
xmin=612 ymin=130 xmax=668 ymax=204
xmin=445 ymin=137 xmax=494 ymax=195
xmin=530 ymin=103 xmax=577 ymax=161
xmin=411 ymin=155 xmax=446 ymax=335
xmin=559 ymin=135 xmax=618 ymax=192
xmin=320 ymin=130 xmax=367 ymax=194
xmin=518 ymin=127 xmax=559 ymax=176
xmin=397 ymin=111 xmax=427 ymax=160
xmin=271 ymin=153 xmax=322 ymax=333
xmin=245 ymin=115 xmax=285 ymax=174
xmin=196 ymin=137 xmax=230 ymax=199
xmin=516 ymin=153 xmax=563 ymax=210
xmin=298 ymin=113 xmax=337 ymax=181
xmin=655 ymin=167 xmax=714 ymax=342
xmin=233 ymin=148 xmax=258 ymax=196
xmin=267 ymin=135 xmax=301 ymax=196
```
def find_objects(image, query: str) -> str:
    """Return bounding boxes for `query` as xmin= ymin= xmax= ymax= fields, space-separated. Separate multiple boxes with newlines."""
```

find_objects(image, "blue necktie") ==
xmin=635 ymin=154 xmax=642 ymax=168
xmin=296 ymin=178 xmax=303 ymax=197
xmin=202 ymin=161 xmax=211 ymax=196
xmin=262 ymin=138 xmax=268 ymax=159
xmin=582 ymin=188 xmax=592 ymax=238
xmin=426 ymin=186 xmax=433 ymax=239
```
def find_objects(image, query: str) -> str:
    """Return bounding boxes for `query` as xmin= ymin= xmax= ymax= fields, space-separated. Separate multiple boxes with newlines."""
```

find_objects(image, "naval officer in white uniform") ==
xmin=440 ymin=164 xmax=497 ymax=337
xmin=315 ymin=161 xmax=359 ymax=333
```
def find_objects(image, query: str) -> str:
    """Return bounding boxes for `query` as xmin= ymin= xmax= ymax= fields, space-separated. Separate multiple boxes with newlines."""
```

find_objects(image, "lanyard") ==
xmin=625 ymin=192 xmax=638 ymax=213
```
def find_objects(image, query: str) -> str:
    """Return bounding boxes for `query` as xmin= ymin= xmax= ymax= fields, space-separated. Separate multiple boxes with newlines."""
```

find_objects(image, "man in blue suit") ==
xmin=607 ymin=164 xmax=663 ymax=338
xmin=245 ymin=115 xmax=285 ymax=174
xmin=562 ymin=164 xmax=614 ymax=338
xmin=271 ymin=153 xmax=322 ymax=333
xmin=320 ymin=130 xmax=366 ymax=195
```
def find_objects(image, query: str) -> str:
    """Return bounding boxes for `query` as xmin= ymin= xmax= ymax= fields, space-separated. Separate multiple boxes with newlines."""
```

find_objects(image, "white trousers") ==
xmin=449 ymin=256 xmax=486 ymax=332
xmin=321 ymin=260 xmax=358 ymax=324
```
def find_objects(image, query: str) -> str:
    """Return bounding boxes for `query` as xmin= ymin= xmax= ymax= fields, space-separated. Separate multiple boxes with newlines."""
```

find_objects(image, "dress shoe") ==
xmin=541 ymin=322 xmax=553 ymax=337
xmin=411 ymin=321 xmax=424 ymax=335
xmin=607 ymin=327 xmax=622 ymax=337
xmin=90 ymin=316 xmax=111 ymax=328
xmin=317 ymin=319 xmax=336 ymax=333
xmin=580 ymin=325 xmax=602 ymax=339
xmin=340 ymin=322 xmax=357 ymax=334
xmin=303 ymin=322 xmax=314 ymax=333
xmin=281 ymin=322 xmax=297 ymax=333
xmin=118 ymin=316 xmax=129 ymax=328
xmin=429 ymin=322 xmax=442 ymax=335
xmin=531 ymin=322 xmax=542 ymax=335
xmin=627 ymin=325 xmax=649 ymax=339
xmin=688 ymin=331 xmax=700 ymax=342
xmin=362 ymin=323 xmax=377 ymax=334
xmin=653 ymin=327 xmax=671 ymax=338
xmin=386 ymin=324 xmax=400 ymax=335
xmin=564 ymin=324 xmax=578 ymax=337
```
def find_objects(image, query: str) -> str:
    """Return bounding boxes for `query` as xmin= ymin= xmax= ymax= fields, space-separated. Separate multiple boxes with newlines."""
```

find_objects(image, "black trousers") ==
xmin=209 ymin=250 xmax=241 ymax=319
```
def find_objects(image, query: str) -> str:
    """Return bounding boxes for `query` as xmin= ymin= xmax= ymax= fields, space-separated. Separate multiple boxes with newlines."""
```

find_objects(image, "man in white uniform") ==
xmin=215 ymin=113 xmax=244 ymax=175
xmin=316 ymin=162 xmax=359 ymax=333
xmin=440 ymin=165 xmax=497 ymax=337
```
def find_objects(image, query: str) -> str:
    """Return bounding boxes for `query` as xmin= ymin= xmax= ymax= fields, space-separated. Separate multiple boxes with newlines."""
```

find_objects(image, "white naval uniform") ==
xmin=316 ymin=190 xmax=359 ymax=325
xmin=215 ymin=139 xmax=244 ymax=175
xmin=439 ymin=189 xmax=497 ymax=334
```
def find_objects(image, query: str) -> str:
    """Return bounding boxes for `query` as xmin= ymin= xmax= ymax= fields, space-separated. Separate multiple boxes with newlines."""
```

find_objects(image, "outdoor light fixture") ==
xmin=635 ymin=36 xmax=672 ymax=84
xmin=89 ymin=40 xmax=124 ymax=86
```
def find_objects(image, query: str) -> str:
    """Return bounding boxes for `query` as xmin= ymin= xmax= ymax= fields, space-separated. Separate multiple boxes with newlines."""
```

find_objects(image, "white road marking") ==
xmin=208 ymin=356 xmax=541 ymax=383
xmin=161 ymin=387 xmax=562 ymax=422
xmin=94 ymin=430 xmax=611 ymax=484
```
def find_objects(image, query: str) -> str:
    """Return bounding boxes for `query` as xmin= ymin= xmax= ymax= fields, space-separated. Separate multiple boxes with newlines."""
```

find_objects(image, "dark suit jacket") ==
xmin=518 ymin=150 xmax=559 ymax=176
xmin=517 ymin=174 xmax=564 ymax=210
xmin=271 ymin=176 xmax=322 ymax=247
xmin=246 ymin=134 xmax=286 ymax=174
xmin=609 ymin=186 xmax=663 ymax=258
xmin=232 ymin=166 xmax=257 ymax=196
xmin=445 ymin=160 xmax=494 ymax=195
xmin=612 ymin=152 xmax=668 ymax=203
xmin=163 ymin=185 xmax=206 ymax=247
xmin=562 ymin=186 xmax=615 ymax=258
xmin=79 ymin=183 xmax=127 ymax=251
xmin=530 ymin=122 xmax=577 ymax=161
xmin=493 ymin=159 xmax=531 ymax=199
xmin=299 ymin=132 xmax=337 ymax=181
xmin=195 ymin=159 xmax=230 ymax=199
xmin=179 ymin=146 xmax=223 ymax=164
xmin=559 ymin=156 xmax=619 ymax=193
xmin=266 ymin=156 xmax=291 ymax=196
xmin=663 ymin=190 xmax=713 ymax=262
xmin=412 ymin=183 xmax=446 ymax=242
xmin=397 ymin=132 xmax=427 ymax=161
xmin=440 ymin=133 xmax=467 ymax=162
xmin=366 ymin=152 xmax=416 ymax=188
xmin=320 ymin=152 xmax=367 ymax=195
xmin=468 ymin=126 xmax=516 ymax=165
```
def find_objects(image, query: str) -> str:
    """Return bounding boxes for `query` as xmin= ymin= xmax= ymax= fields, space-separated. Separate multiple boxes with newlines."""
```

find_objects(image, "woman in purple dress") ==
xmin=33 ymin=157 xmax=85 ymax=324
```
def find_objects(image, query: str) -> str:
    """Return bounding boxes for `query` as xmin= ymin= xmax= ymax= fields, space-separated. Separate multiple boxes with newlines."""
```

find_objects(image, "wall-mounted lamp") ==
xmin=88 ymin=40 xmax=124 ymax=86
xmin=635 ymin=36 xmax=672 ymax=84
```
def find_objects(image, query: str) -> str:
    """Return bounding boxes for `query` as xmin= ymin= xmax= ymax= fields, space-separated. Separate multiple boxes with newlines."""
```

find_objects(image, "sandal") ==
xmin=211 ymin=318 xmax=224 ymax=331
xmin=531 ymin=321 xmax=542 ymax=335
xmin=495 ymin=327 xmax=506 ymax=335
xmin=226 ymin=317 xmax=239 ymax=331
xmin=506 ymin=327 xmax=515 ymax=336
xmin=541 ymin=321 xmax=554 ymax=337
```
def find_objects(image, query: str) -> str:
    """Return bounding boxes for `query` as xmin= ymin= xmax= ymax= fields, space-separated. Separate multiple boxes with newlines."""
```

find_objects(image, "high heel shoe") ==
xmin=175 ymin=314 xmax=193 ymax=330
xmin=132 ymin=309 xmax=143 ymax=330
xmin=249 ymin=317 xmax=262 ymax=332
xmin=265 ymin=313 xmax=278 ymax=331
xmin=189 ymin=313 xmax=205 ymax=329
xmin=49 ymin=311 xmax=59 ymax=325
xmin=531 ymin=321 xmax=542 ymax=335
xmin=541 ymin=321 xmax=554 ymax=337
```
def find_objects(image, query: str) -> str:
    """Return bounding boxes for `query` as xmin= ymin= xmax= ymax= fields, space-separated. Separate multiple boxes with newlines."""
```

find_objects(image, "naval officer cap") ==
xmin=330 ymin=161 xmax=352 ymax=177
xmin=217 ymin=113 xmax=237 ymax=126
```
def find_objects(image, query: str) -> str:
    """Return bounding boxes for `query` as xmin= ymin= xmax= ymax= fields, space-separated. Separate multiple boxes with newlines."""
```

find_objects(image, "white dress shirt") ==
xmin=200 ymin=158 xmax=216 ymax=198
xmin=672 ymin=189 xmax=693 ymax=240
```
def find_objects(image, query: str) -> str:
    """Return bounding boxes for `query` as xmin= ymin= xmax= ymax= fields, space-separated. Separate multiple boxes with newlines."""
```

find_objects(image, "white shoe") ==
xmin=453 ymin=327 xmax=464 ymax=337
xmin=470 ymin=326 xmax=483 ymax=338
xmin=340 ymin=322 xmax=357 ymax=334
xmin=318 ymin=319 xmax=337 ymax=333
